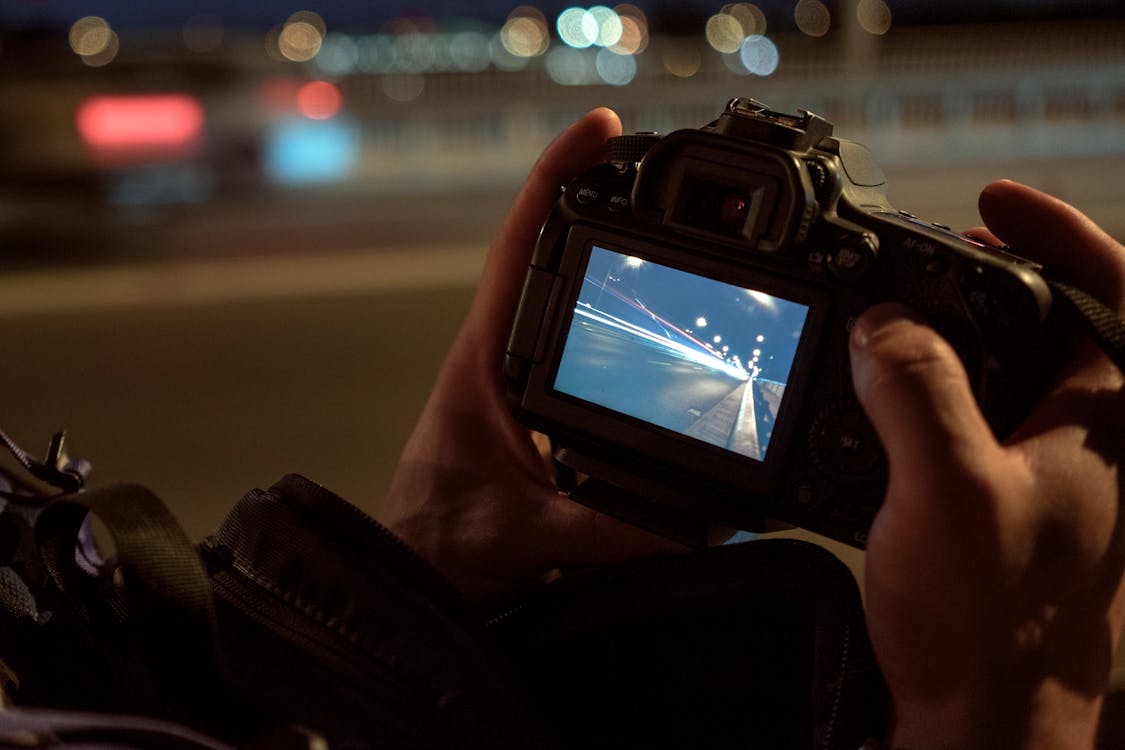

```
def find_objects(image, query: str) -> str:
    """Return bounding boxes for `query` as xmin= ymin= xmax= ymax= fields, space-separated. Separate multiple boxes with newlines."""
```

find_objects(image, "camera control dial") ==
xmin=609 ymin=133 xmax=661 ymax=166
xmin=808 ymin=400 xmax=884 ymax=484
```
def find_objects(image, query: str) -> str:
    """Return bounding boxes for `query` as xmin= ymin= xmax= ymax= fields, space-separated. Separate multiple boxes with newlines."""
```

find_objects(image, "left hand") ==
xmin=379 ymin=109 xmax=684 ymax=604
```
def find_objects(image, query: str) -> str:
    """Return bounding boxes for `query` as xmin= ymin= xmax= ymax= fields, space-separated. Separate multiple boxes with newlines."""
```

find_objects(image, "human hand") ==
xmin=379 ymin=109 xmax=683 ymax=604
xmin=851 ymin=181 xmax=1125 ymax=748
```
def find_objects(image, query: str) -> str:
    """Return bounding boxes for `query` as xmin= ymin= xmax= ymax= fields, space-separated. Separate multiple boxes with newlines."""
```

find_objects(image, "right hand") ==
xmin=850 ymin=180 xmax=1125 ymax=749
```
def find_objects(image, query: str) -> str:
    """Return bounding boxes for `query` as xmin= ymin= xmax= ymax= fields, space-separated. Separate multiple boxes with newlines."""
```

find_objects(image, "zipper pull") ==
xmin=0 ymin=428 xmax=92 ymax=497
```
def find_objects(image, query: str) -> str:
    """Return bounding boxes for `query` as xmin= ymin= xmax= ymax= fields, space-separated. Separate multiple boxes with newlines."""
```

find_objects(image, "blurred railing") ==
xmin=1 ymin=18 xmax=1123 ymax=266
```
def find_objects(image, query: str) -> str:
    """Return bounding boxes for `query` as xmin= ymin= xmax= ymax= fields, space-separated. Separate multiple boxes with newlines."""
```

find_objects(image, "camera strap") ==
xmin=1046 ymin=279 xmax=1125 ymax=377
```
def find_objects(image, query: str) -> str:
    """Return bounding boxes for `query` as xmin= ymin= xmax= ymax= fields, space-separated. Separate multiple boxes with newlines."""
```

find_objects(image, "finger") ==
xmin=473 ymin=108 xmax=622 ymax=346
xmin=849 ymin=303 xmax=1002 ymax=497
xmin=978 ymin=180 xmax=1125 ymax=311
xmin=962 ymin=226 xmax=1001 ymax=247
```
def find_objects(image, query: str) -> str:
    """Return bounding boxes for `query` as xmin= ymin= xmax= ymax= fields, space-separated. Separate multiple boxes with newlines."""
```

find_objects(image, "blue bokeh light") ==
xmin=265 ymin=116 xmax=360 ymax=185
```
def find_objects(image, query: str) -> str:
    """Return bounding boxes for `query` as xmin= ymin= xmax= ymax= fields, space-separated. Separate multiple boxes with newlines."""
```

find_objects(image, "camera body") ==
xmin=504 ymin=98 xmax=1052 ymax=547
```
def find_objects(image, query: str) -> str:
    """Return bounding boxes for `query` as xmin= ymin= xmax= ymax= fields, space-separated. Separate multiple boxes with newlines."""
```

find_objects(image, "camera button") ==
xmin=810 ymin=402 xmax=884 ymax=483
xmin=607 ymin=193 xmax=630 ymax=213
xmin=923 ymin=256 xmax=949 ymax=276
xmin=575 ymin=184 xmax=600 ymax=205
xmin=828 ymin=235 xmax=877 ymax=280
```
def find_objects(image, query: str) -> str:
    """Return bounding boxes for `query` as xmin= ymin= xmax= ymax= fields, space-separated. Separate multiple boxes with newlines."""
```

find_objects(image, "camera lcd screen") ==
xmin=553 ymin=245 xmax=810 ymax=463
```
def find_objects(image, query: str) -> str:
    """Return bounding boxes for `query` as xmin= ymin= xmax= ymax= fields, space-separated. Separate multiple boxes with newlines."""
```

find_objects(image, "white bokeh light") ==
xmin=588 ymin=6 xmax=623 ymax=47
xmin=595 ymin=48 xmax=636 ymax=85
xmin=558 ymin=7 xmax=596 ymax=48
xmin=545 ymin=45 xmax=597 ymax=84
xmin=740 ymin=35 xmax=779 ymax=76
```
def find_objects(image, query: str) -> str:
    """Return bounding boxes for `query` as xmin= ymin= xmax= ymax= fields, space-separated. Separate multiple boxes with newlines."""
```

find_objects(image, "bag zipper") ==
xmin=822 ymin=620 xmax=850 ymax=750
xmin=203 ymin=546 xmax=454 ymax=737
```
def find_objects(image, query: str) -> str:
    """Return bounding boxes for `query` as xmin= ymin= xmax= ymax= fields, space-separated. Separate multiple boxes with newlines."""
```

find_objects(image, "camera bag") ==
xmin=0 ymin=429 xmax=890 ymax=748
xmin=484 ymin=534 xmax=886 ymax=749
xmin=0 ymin=434 xmax=548 ymax=749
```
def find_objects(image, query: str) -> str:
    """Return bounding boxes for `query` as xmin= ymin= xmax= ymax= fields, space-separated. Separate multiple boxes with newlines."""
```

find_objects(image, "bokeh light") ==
xmin=316 ymin=33 xmax=359 ymax=76
xmin=278 ymin=12 xmax=326 ymax=62
xmin=357 ymin=35 xmax=394 ymax=73
xmin=449 ymin=31 xmax=491 ymax=72
xmin=663 ymin=43 xmax=702 ymax=78
xmin=588 ymin=6 xmax=623 ymax=47
xmin=705 ymin=13 xmax=744 ymax=54
xmin=501 ymin=17 xmax=549 ymax=56
xmin=706 ymin=3 xmax=769 ymax=53
xmin=266 ymin=117 xmax=359 ymax=185
xmin=82 ymin=32 xmax=119 ymax=67
xmin=706 ymin=3 xmax=768 ymax=54
xmin=611 ymin=4 xmax=649 ymax=54
xmin=279 ymin=22 xmax=322 ymax=62
xmin=794 ymin=0 xmax=831 ymax=37
xmin=393 ymin=30 xmax=438 ymax=73
xmin=545 ymin=46 xmax=596 ymax=85
xmin=726 ymin=3 xmax=767 ymax=36
xmin=595 ymin=48 xmax=636 ymax=85
xmin=69 ymin=15 xmax=119 ymax=66
xmin=557 ymin=6 xmax=626 ymax=50
xmin=740 ymin=34 xmax=780 ymax=75
xmin=297 ymin=81 xmax=343 ymax=120
xmin=76 ymin=94 xmax=205 ymax=149
xmin=491 ymin=34 xmax=531 ymax=70
xmin=708 ymin=2 xmax=779 ymax=75
xmin=558 ymin=7 xmax=597 ymax=49
xmin=857 ymin=0 xmax=893 ymax=35
xmin=501 ymin=6 xmax=550 ymax=57
xmin=69 ymin=16 xmax=111 ymax=56
xmin=289 ymin=10 xmax=327 ymax=37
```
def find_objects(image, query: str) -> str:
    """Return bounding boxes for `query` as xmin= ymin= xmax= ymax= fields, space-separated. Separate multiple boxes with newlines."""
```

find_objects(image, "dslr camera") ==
xmin=504 ymin=98 xmax=1052 ymax=547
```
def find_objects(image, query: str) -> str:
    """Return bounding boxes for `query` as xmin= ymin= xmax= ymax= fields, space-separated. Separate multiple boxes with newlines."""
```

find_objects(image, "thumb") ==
xmin=849 ymin=304 xmax=998 ymax=491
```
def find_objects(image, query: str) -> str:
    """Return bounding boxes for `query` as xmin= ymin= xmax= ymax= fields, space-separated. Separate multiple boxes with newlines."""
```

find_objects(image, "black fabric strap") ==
xmin=1047 ymin=279 xmax=1125 ymax=377
xmin=34 ymin=485 xmax=225 ymax=720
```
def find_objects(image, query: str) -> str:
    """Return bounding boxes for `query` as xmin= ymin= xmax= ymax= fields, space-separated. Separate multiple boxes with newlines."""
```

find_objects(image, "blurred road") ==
xmin=0 ymin=243 xmax=481 ymax=539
